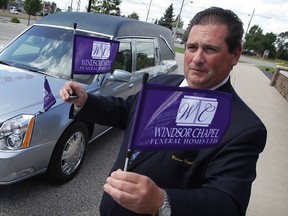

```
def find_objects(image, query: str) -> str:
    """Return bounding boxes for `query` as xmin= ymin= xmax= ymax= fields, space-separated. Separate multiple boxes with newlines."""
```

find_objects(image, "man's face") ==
xmin=184 ymin=24 xmax=241 ymax=89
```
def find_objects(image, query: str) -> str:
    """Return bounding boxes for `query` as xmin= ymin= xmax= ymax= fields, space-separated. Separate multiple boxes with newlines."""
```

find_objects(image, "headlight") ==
xmin=0 ymin=115 xmax=35 ymax=150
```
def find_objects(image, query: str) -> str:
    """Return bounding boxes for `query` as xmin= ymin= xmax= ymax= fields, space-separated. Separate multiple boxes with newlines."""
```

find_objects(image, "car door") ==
xmin=130 ymin=38 xmax=159 ymax=93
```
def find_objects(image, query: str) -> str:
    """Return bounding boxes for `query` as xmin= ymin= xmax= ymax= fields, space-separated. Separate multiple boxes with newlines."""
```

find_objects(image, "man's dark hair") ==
xmin=184 ymin=7 xmax=244 ymax=53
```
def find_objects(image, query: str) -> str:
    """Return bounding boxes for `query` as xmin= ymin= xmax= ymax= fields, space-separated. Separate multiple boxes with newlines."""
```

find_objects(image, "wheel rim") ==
xmin=61 ymin=131 xmax=86 ymax=175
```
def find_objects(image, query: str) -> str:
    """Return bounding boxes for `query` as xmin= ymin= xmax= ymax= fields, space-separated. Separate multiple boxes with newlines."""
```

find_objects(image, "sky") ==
xmin=55 ymin=0 xmax=288 ymax=35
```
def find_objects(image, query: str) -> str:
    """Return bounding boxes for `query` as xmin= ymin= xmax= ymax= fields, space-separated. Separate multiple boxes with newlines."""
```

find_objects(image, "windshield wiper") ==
xmin=25 ymin=66 xmax=59 ymax=79
xmin=14 ymin=63 xmax=46 ymax=75
xmin=0 ymin=60 xmax=10 ymax=66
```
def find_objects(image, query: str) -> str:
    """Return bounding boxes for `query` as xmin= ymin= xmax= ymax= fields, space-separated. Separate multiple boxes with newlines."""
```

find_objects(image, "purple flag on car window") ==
xmin=72 ymin=35 xmax=120 ymax=74
xmin=128 ymin=83 xmax=232 ymax=151
xmin=44 ymin=77 xmax=56 ymax=112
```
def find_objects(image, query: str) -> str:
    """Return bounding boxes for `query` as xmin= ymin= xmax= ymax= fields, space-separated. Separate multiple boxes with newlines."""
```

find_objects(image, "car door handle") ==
xmin=129 ymin=83 xmax=134 ymax=88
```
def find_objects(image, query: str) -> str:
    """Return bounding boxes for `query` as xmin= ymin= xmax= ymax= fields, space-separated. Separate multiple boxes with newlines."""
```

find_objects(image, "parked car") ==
xmin=175 ymin=37 xmax=183 ymax=44
xmin=0 ymin=12 xmax=178 ymax=185
xmin=9 ymin=8 xmax=18 ymax=15
xmin=242 ymin=49 xmax=257 ymax=56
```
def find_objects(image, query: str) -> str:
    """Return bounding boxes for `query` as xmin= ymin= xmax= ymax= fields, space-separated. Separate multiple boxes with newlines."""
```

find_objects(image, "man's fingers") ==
xmin=110 ymin=169 xmax=142 ymax=184
xmin=59 ymin=82 xmax=76 ymax=101
xmin=106 ymin=175 xmax=138 ymax=194
xmin=103 ymin=181 xmax=136 ymax=203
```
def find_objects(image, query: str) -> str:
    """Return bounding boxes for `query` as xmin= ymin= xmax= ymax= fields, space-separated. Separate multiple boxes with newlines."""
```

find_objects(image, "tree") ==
xmin=173 ymin=14 xmax=184 ymax=29
xmin=50 ymin=2 xmax=57 ymax=13
xmin=243 ymin=25 xmax=264 ymax=55
xmin=237 ymin=24 xmax=288 ymax=60
xmin=0 ymin=0 xmax=8 ymax=11
xmin=91 ymin=0 xmax=121 ymax=16
xmin=128 ymin=12 xmax=139 ymax=20
xmin=24 ymin=0 xmax=42 ymax=25
xmin=158 ymin=3 xmax=174 ymax=30
xmin=275 ymin=31 xmax=288 ymax=60
xmin=261 ymin=32 xmax=277 ymax=59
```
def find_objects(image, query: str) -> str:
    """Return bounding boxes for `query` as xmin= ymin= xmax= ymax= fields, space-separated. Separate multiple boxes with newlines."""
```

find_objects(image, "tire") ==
xmin=47 ymin=121 xmax=89 ymax=184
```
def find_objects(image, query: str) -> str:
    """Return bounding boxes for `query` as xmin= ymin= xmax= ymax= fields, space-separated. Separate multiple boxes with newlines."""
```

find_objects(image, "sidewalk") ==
xmin=231 ymin=62 xmax=288 ymax=216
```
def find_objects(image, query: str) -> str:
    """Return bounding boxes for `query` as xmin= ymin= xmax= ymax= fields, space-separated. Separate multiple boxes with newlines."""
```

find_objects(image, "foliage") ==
xmin=175 ymin=46 xmax=185 ymax=54
xmin=244 ymin=25 xmax=264 ymax=54
xmin=256 ymin=65 xmax=275 ymax=75
xmin=243 ymin=25 xmax=286 ymax=60
xmin=158 ymin=3 xmax=174 ymax=30
xmin=91 ymin=0 xmax=121 ymax=15
xmin=260 ymin=32 xmax=277 ymax=59
xmin=10 ymin=17 xmax=20 ymax=23
xmin=128 ymin=12 xmax=139 ymax=20
xmin=173 ymin=14 xmax=184 ymax=29
xmin=0 ymin=0 xmax=8 ymax=9
xmin=24 ymin=0 xmax=42 ymax=15
xmin=24 ymin=0 xmax=42 ymax=25
xmin=275 ymin=31 xmax=288 ymax=60
xmin=276 ymin=60 xmax=288 ymax=67
xmin=50 ymin=2 xmax=57 ymax=13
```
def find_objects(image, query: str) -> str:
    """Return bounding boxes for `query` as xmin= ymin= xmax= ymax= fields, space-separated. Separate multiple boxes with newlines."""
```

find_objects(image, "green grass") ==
xmin=256 ymin=65 xmax=275 ymax=74
xmin=175 ymin=47 xmax=185 ymax=54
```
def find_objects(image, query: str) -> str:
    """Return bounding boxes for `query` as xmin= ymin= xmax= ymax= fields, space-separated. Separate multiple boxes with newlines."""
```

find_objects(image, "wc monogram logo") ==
xmin=91 ymin=41 xmax=111 ymax=59
xmin=176 ymin=96 xmax=218 ymax=127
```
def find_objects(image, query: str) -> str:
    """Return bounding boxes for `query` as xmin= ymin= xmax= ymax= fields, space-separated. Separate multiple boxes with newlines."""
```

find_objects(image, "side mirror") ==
xmin=107 ymin=69 xmax=131 ymax=82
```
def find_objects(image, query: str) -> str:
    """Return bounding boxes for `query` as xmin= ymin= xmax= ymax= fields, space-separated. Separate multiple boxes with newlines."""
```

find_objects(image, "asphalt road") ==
xmin=0 ymin=128 xmax=123 ymax=216
xmin=0 ymin=21 xmax=29 ymax=47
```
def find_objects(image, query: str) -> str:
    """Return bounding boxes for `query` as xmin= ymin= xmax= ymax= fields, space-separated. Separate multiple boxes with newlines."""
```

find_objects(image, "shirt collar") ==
xmin=179 ymin=75 xmax=229 ymax=90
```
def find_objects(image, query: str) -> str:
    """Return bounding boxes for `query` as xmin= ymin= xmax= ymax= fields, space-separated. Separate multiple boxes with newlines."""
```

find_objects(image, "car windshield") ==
xmin=0 ymin=25 xmax=95 ymax=84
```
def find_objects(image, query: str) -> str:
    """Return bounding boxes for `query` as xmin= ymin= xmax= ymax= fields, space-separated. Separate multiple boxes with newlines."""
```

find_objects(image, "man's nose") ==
xmin=192 ymin=50 xmax=205 ymax=65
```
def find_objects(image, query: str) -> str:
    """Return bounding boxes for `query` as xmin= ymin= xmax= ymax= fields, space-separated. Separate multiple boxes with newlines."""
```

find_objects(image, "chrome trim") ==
xmin=159 ymin=35 xmax=174 ymax=54
xmin=33 ymin=24 xmax=113 ymax=39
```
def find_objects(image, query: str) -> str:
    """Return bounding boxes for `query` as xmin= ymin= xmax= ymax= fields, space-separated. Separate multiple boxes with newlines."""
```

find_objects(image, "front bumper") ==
xmin=0 ymin=142 xmax=55 ymax=185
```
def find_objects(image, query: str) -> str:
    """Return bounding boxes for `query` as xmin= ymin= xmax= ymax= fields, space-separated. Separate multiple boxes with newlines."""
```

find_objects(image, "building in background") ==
xmin=172 ymin=27 xmax=186 ymax=44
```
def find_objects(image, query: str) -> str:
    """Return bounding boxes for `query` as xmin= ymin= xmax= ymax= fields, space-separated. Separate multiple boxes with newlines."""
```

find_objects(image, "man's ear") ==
xmin=232 ymin=46 xmax=243 ymax=66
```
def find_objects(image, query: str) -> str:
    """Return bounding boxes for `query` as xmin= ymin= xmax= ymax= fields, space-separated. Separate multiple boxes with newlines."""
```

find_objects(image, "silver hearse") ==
xmin=0 ymin=12 xmax=177 ymax=184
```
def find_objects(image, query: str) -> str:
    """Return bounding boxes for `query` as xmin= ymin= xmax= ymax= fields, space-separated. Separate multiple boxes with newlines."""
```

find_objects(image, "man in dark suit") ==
xmin=60 ymin=7 xmax=266 ymax=216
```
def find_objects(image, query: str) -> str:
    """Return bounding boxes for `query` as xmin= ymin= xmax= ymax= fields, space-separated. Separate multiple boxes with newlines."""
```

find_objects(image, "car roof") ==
xmin=35 ymin=12 xmax=175 ymax=60
xmin=35 ymin=12 xmax=172 ymax=39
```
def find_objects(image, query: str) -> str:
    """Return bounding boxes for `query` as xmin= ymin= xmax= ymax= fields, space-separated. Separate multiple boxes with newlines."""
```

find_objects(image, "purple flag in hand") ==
xmin=72 ymin=35 xmax=119 ymax=74
xmin=128 ymin=83 xmax=232 ymax=151
xmin=44 ymin=77 xmax=56 ymax=112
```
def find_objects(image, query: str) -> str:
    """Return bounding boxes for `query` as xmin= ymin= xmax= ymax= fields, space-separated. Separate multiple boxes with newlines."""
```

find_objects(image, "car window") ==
xmin=0 ymin=26 xmax=95 ymax=84
xmin=112 ymin=41 xmax=132 ymax=72
xmin=135 ymin=40 xmax=155 ymax=70
xmin=12 ymin=36 xmax=43 ymax=56
xmin=0 ymin=26 xmax=73 ymax=75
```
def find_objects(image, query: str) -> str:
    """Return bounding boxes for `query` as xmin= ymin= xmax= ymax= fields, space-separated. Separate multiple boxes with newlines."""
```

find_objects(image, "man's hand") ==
xmin=59 ymin=81 xmax=88 ymax=107
xmin=103 ymin=169 xmax=164 ymax=215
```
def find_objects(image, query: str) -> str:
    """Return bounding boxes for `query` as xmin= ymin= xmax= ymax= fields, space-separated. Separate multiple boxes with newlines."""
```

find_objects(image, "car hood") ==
xmin=0 ymin=64 xmax=68 ymax=122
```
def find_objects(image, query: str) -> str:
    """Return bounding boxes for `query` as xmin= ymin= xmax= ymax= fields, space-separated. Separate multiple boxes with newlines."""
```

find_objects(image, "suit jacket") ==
xmin=73 ymin=74 xmax=267 ymax=216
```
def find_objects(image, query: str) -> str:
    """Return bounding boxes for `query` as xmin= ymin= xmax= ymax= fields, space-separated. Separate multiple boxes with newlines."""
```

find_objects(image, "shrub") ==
xmin=11 ymin=17 xmax=20 ymax=23
xmin=276 ymin=61 xmax=288 ymax=67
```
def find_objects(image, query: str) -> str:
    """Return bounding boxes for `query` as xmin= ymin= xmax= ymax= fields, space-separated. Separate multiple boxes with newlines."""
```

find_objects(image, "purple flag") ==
xmin=44 ymin=77 xmax=56 ymax=112
xmin=128 ymin=84 xmax=232 ymax=151
xmin=72 ymin=35 xmax=120 ymax=74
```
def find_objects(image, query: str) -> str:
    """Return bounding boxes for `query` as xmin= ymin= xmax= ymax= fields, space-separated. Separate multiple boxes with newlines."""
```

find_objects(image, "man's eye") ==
xmin=187 ymin=46 xmax=197 ymax=52
xmin=206 ymin=47 xmax=217 ymax=53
